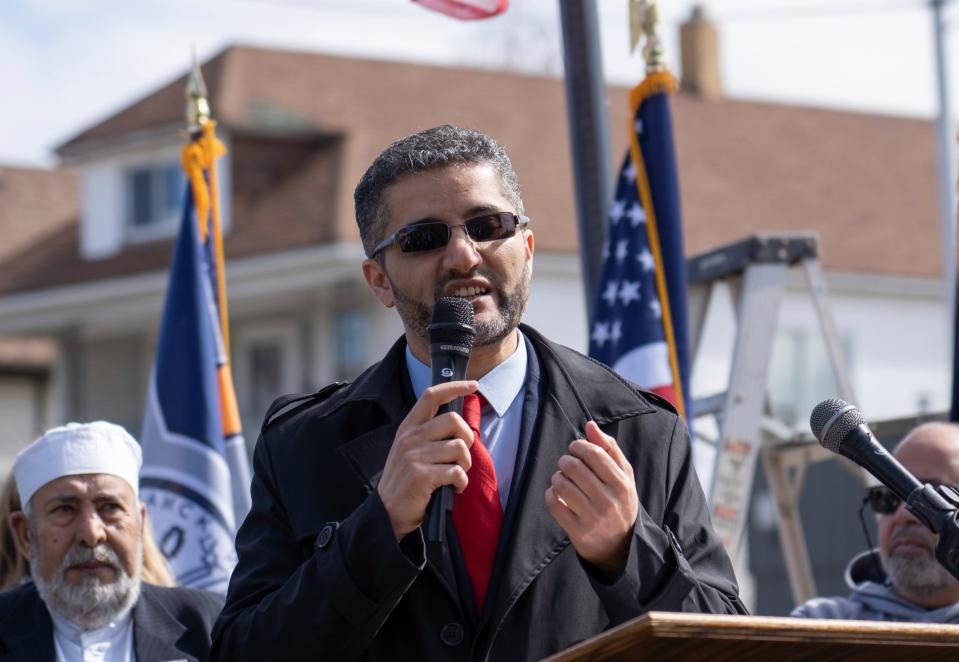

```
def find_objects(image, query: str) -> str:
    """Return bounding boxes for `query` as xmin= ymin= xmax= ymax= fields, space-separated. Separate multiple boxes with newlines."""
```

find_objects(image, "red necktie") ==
xmin=453 ymin=392 xmax=504 ymax=612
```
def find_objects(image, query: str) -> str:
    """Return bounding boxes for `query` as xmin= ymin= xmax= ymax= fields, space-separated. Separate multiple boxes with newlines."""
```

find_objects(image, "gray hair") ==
xmin=354 ymin=125 xmax=524 ymax=257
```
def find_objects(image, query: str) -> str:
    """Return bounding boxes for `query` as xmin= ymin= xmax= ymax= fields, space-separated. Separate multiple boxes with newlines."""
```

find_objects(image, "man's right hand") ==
xmin=377 ymin=380 xmax=478 ymax=542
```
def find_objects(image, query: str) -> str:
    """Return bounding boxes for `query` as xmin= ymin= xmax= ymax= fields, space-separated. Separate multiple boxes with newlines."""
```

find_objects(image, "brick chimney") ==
xmin=680 ymin=6 xmax=723 ymax=99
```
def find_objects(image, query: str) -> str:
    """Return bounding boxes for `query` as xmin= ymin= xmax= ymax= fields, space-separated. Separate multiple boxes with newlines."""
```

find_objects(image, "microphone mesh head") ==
xmin=428 ymin=297 xmax=476 ymax=350
xmin=432 ymin=296 xmax=474 ymax=327
xmin=810 ymin=398 xmax=865 ymax=452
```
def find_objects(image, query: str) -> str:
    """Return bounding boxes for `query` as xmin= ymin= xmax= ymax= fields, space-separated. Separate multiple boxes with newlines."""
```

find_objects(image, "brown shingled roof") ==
xmin=0 ymin=131 xmax=340 ymax=296
xmin=0 ymin=166 xmax=78 ymax=263
xmin=0 ymin=44 xmax=942 ymax=298
xmin=671 ymin=95 xmax=938 ymax=277
xmin=59 ymin=51 xmax=231 ymax=150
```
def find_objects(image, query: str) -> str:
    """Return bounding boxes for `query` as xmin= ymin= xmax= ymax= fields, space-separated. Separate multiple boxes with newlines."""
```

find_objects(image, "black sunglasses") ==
xmin=371 ymin=212 xmax=529 ymax=257
xmin=865 ymin=481 xmax=959 ymax=515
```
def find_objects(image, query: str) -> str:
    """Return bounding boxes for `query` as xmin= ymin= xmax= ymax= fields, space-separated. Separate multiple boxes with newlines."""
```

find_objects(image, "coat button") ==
xmin=316 ymin=523 xmax=336 ymax=549
xmin=440 ymin=622 xmax=464 ymax=647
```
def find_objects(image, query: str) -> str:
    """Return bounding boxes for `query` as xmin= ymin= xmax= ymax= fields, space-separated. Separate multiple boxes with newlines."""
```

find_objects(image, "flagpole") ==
xmin=183 ymin=51 xmax=247 ymax=502
xmin=185 ymin=53 xmax=233 ymax=355
xmin=931 ymin=0 xmax=959 ymax=420
xmin=559 ymin=0 xmax=612 ymax=323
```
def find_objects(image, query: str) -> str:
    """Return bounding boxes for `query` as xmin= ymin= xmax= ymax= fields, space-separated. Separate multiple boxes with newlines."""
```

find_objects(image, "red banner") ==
xmin=412 ymin=0 xmax=507 ymax=20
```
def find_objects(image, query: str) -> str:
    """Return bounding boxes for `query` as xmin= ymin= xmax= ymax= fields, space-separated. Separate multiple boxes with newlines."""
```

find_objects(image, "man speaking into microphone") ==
xmin=212 ymin=125 xmax=744 ymax=661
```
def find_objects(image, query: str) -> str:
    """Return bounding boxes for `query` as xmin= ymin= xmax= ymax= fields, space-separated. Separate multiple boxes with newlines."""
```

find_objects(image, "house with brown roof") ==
xmin=0 ymin=43 xmax=609 ymax=444
xmin=1 ymin=40 xmax=945 ymax=424
xmin=0 ymin=28 xmax=950 ymax=613
xmin=0 ymin=165 xmax=78 ymax=475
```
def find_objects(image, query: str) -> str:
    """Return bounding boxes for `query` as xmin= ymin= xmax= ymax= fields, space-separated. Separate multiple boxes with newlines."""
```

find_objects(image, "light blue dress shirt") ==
xmin=405 ymin=329 xmax=528 ymax=510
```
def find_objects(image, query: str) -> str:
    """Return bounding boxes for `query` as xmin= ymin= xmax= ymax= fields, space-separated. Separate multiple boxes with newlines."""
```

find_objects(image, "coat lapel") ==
xmin=487 ymin=327 xmax=656 ymax=635
xmin=0 ymin=585 xmax=56 ymax=662
xmin=335 ymin=336 xmax=414 ymax=496
xmin=486 ymin=388 xmax=574 ymax=631
xmin=336 ymin=336 xmax=464 ymax=611
xmin=132 ymin=586 xmax=190 ymax=662
xmin=338 ymin=423 xmax=395 ymax=492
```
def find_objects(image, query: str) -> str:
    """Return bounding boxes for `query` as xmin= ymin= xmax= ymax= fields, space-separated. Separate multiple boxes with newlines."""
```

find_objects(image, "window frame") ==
xmin=124 ymin=160 xmax=185 ymax=242
xmin=232 ymin=320 xmax=302 ymax=451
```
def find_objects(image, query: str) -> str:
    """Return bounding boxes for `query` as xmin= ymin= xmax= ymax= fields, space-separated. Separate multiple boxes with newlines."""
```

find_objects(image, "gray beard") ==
xmin=31 ymin=539 xmax=143 ymax=630
xmin=884 ymin=545 xmax=956 ymax=597
xmin=390 ymin=261 xmax=530 ymax=347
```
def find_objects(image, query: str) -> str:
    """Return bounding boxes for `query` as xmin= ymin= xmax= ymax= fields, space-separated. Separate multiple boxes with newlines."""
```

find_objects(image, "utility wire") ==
xmin=245 ymin=0 xmax=959 ymax=34
xmin=662 ymin=0 xmax=929 ymax=23
xmin=236 ymin=0 xmax=412 ymax=15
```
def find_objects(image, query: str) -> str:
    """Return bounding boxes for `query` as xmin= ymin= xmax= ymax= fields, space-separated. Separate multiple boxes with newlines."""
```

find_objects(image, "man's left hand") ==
xmin=545 ymin=421 xmax=639 ymax=579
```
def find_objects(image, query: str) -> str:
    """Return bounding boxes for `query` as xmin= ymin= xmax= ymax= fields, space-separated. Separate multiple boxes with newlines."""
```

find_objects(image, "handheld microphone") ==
xmin=810 ymin=399 xmax=959 ymax=559
xmin=425 ymin=297 xmax=475 ymax=544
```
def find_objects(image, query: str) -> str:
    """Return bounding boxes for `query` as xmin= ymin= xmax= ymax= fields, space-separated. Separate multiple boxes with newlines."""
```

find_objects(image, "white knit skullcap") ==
xmin=12 ymin=421 xmax=142 ymax=507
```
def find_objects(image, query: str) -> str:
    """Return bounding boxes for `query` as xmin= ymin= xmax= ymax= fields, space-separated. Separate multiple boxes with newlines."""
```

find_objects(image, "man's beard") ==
xmin=390 ymin=261 xmax=530 ymax=347
xmin=31 ymin=538 xmax=143 ymax=630
xmin=883 ymin=525 xmax=956 ymax=597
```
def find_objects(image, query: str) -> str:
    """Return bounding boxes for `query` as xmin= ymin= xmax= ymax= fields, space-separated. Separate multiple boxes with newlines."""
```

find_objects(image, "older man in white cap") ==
xmin=0 ymin=421 xmax=223 ymax=662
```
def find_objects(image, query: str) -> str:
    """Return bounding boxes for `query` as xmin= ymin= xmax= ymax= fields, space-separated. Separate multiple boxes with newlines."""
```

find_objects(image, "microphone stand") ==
xmin=905 ymin=484 xmax=959 ymax=581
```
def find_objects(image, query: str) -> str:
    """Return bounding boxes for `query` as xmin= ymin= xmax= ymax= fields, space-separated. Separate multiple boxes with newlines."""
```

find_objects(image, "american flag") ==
xmin=589 ymin=72 xmax=691 ymax=418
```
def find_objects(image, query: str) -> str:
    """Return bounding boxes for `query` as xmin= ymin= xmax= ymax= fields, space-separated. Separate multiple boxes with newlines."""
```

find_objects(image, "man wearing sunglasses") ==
xmin=213 ymin=125 xmax=744 ymax=661
xmin=792 ymin=422 xmax=959 ymax=622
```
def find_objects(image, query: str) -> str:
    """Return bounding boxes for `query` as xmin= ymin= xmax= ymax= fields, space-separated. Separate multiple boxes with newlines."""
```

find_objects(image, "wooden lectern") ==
xmin=544 ymin=612 xmax=959 ymax=661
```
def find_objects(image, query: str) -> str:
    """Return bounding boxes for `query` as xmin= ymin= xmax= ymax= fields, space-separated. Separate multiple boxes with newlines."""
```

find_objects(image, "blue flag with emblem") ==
xmin=588 ymin=70 xmax=691 ymax=420
xmin=140 ymin=121 xmax=251 ymax=592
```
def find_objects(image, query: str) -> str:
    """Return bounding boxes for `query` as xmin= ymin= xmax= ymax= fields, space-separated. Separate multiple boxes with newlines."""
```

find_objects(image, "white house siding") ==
xmin=1 ymin=255 xmax=949 ymax=493
xmin=690 ymin=273 xmax=947 ymax=432
xmin=773 ymin=275 xmax=947 ymax=428
xmin=75 ymin=333 xmax=150 ymax=434
xmin=0 ymin=376 xmax=46 ymax=476
xmin=516 ymin=256 xmax=946 ymax=434
xmin=828 ymin=285 xmax=948 ymax=421
xmin=524 ymin=253 xmax=589 ymax=352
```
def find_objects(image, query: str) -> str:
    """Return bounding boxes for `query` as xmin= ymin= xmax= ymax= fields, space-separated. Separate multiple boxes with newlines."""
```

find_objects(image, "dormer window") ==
xmin=126 ymin=161 xmax=184 ymax=240
xmin=77 ymin=139 xmax=230 ymax=260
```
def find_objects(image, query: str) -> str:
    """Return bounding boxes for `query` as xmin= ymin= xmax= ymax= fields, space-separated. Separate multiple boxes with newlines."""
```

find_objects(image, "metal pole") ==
xmin=932 ymin=0 xmax=957 ymax=369
xmin=558 ymin=0 xmax=613 ymax=324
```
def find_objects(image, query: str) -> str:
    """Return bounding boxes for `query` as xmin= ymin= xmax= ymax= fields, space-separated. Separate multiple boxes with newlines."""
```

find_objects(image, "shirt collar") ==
xmin=405 ymin=328 xmax=528 ymax=417
xmin=48 ymin=600 xmax=133 ymax=640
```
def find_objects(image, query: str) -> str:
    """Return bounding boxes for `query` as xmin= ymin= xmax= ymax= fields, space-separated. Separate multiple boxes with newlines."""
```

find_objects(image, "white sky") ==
xmin=1 ymin=0 xmax=958 ymax=167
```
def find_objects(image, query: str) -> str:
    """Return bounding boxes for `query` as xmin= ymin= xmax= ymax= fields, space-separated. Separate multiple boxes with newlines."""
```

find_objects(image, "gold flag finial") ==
xmin=185 ymin=46 xmax=211 ymax=131
xmin=629 ymin=1 xmax=668 ymax=74
xmin=641 ymin=0 xmax=667 ymax=74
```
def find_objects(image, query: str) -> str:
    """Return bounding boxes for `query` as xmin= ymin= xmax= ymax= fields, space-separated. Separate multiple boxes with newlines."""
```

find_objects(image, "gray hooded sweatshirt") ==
xmin=791 ymin=549 xmax=959 ymax=623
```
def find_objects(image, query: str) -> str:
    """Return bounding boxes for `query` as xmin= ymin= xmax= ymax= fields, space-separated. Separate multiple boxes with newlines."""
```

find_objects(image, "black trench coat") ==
xmin=212 ymin=325 xmax=745 ymax=661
